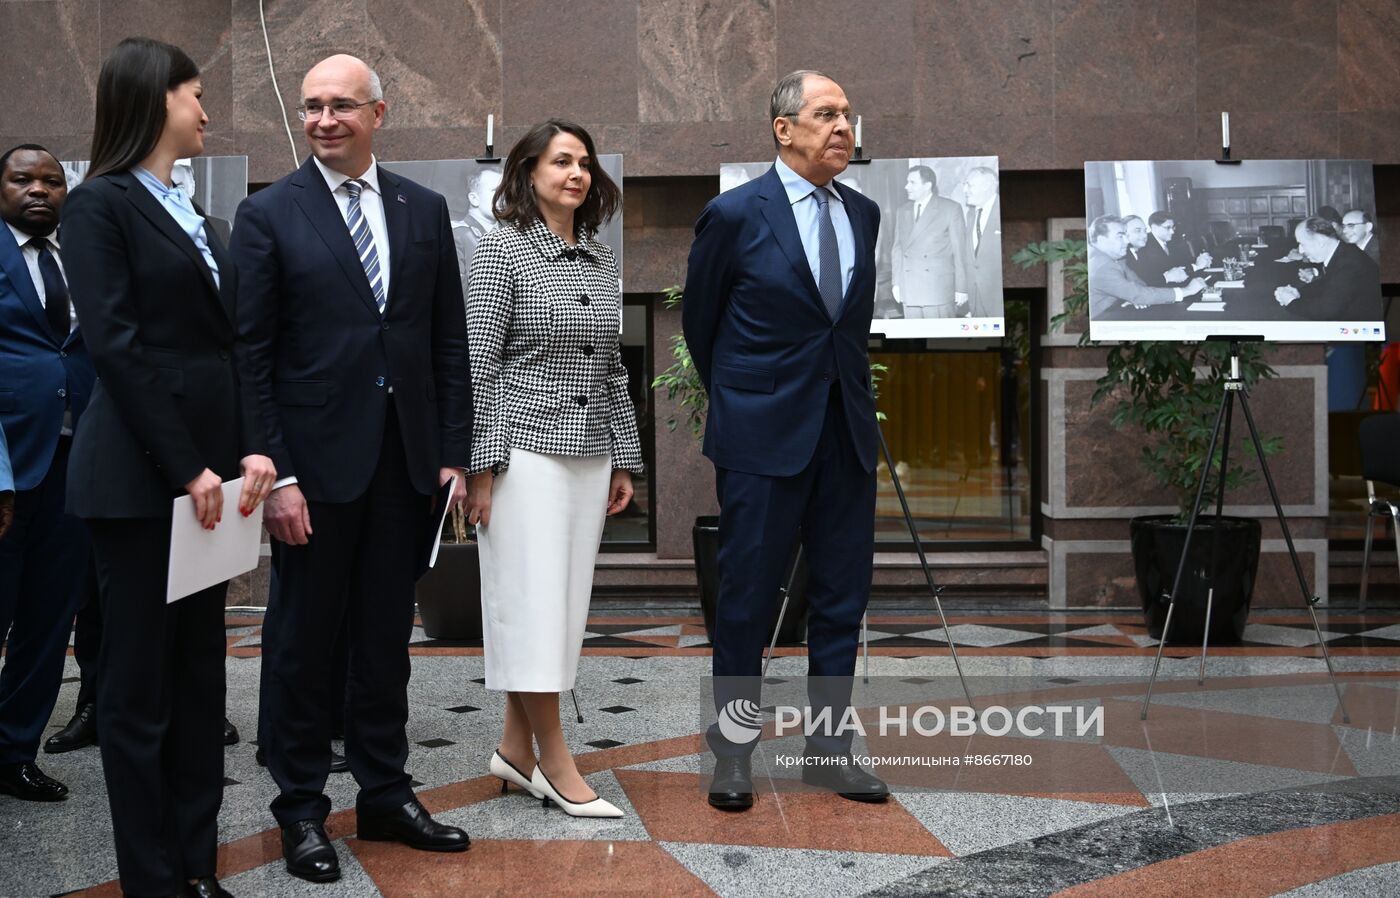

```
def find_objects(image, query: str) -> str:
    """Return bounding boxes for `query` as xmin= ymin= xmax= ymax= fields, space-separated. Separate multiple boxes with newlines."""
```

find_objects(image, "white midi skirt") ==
xmin=478 ymin=448 xmax=611 ymax=692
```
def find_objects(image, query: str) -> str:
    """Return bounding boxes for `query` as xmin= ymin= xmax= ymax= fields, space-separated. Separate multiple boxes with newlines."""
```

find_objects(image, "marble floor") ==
xmin=3 ymin=608 xmax=1399 ymax=898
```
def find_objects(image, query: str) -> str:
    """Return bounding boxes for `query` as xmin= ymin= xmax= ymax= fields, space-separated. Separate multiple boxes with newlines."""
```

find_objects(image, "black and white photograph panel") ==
xmin=720 ymin=155 xmax=1004 ymax=340
xmin=1084 ymin=159 xmax=1386 ymax=343
xmin=61 ymin=156 xmax=248 ymax=244
xmin=388 ymin=155 xmax=624 ymax=299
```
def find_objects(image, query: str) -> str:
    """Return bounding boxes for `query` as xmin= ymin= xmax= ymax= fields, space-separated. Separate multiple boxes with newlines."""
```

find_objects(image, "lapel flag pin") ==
xmin=397 ymin=194 xmax=407 ymax=204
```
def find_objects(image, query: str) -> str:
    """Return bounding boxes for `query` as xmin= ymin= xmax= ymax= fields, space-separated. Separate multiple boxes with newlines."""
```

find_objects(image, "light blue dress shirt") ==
xmin=0 ymin=422 xmax=12 ymax=493
xmin=773 ymin=156 xmax=854 ymax=296
xmin=133 ymin=166 xmax=220 ymax=288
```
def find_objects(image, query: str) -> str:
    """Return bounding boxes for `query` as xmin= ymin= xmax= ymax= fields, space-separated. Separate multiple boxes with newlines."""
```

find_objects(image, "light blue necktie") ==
xmin=813 ymin=187 xmax=842 ymax=318
xmin=344 ymin=179 xmax=386 ymax=314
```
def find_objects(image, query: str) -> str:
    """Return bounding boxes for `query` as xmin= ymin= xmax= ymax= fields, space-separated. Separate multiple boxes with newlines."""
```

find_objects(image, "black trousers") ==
xmin=73 ymin=560 xmax=102 ymax=709
xmin=0 ymin=436 xmax=91 ymax=763
xmin=87 ymin=517 xmax=226 ymax=897
xmin=262 ymin=404 xmax=430 ymax=826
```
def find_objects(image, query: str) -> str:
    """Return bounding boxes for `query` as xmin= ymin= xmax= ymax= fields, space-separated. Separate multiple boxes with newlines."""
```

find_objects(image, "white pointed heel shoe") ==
xmin=491 ymin=751 xmax=544 ymax=798
xmin=531 ymin=766 xmax=624 ymax=818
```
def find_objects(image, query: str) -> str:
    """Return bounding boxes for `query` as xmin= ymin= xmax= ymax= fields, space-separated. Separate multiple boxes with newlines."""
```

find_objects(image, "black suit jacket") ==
xmin=230 ymin=158 xmax=471 ymax=503
xmin=1290 ymin=241 xmax=1383 ymax=321
xmin=1129 ymin=236 xmax=1195 ymax=286
xmin=60 ymin=171 xmax=265 ymax=518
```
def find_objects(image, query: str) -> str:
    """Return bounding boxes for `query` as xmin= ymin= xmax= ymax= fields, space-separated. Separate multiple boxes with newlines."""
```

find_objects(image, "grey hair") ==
xmin=769 ymin=69 xmax=828 ymax=148
xmin=367 ymin=66 xmax=384 ymax=101
xmin=1088 ymin=214 xmax=1124 ymax=242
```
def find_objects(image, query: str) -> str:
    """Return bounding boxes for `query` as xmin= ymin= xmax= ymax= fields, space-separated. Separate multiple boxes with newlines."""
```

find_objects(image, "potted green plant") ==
xmin=1014 ymin=240 xmax=1281 ymax=643
xmin=414 ymin=503 xmax=483 ymax=641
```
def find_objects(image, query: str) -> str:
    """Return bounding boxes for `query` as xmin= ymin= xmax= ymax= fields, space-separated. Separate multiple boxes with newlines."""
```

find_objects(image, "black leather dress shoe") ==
xmin=281 ymin=819 xmax=340 ymax=883
xmin=223 ymin=718 xmax=240 ymax=746
xmin=0 ymin=762 xmax=69 ymax=801
xmin=800 ymin=755 xmax=890 ymax=802
xmin=707 ymin=756 xmax=754 ymax=811
xmin=44 ymin=703 xmax=98 ymax=754
xmin=356 ymin=799 xmax=469 ymax=852
xmin=256 ymin=746 xmax=349 ymax=774
xmin=182 ymin=876 xmax=234 ymax=897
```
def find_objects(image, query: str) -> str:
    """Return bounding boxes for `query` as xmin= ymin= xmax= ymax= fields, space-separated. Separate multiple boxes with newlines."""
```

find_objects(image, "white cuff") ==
xmin=272 ymin=476 xmax=299 ymax=490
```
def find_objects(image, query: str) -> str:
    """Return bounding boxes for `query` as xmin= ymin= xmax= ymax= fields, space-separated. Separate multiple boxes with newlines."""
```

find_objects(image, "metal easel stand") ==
xmin=1141 ymin=339 xmax=1349 ymax=722
xmin=764 ymin=427 xmax=976 ymax=709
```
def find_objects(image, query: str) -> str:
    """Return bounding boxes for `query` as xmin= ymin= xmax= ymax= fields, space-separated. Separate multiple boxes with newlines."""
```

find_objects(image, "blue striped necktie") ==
xmin=813 ymin=187 xmax=842 ymax=318
xmin=344 ymin=179 xmax=386 ymax=314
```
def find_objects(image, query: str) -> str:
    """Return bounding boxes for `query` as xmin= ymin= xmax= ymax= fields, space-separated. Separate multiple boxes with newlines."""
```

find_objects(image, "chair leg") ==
xmin=1361 ymin=512 xmax=1377 ymax=613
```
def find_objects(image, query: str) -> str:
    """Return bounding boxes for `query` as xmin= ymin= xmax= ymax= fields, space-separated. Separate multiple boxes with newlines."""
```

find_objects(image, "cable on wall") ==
xmin=258 ymin=0 xmax=300 ymax=170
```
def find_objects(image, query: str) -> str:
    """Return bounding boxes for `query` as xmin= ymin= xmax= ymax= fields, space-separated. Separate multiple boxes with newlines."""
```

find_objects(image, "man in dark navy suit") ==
xmin=231 ymin=55 xmax=472 ymax=883
xmin=0 ymin=144 xmax=96 ymax=801
xmin=683 ymin=71 xmax=889 ymax=811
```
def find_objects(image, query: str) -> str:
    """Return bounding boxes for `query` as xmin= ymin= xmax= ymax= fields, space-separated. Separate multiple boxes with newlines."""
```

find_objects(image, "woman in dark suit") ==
xmin=61 ymin=38 xmax=276 ymax=898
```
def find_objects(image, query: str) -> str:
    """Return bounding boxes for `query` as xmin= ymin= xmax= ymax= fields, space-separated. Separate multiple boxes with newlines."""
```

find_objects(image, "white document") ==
xmin=167 ymin=477 xmax=265 ymax=603
xmin=427 ymin=475 xmax=459 ymax=569
xmin=1187 ymin=301 xmax=1227 ymax=312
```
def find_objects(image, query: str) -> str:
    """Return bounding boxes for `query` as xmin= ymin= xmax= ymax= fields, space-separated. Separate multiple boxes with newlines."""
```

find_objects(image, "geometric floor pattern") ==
xmin=2 ymin=609 xmax=1398 ymax=897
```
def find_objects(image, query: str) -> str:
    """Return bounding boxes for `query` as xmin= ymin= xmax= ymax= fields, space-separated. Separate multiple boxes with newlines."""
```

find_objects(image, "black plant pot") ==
xmin=415 ymin=542 xmax=483 ymax=641
xmin=693 ymin=516 xmax=808 ymax=645
xmin=1130 ymin=514 xmax=1261 ymax=645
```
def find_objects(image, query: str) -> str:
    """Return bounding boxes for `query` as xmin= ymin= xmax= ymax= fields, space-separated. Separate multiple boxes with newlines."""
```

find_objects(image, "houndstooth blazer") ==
xmin=465 ymin=218 xmax=643 ymax=475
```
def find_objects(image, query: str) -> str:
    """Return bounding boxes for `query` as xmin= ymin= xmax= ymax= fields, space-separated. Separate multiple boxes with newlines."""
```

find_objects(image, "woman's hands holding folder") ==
xmin=184 ymin=469 xmax=224 ymax=530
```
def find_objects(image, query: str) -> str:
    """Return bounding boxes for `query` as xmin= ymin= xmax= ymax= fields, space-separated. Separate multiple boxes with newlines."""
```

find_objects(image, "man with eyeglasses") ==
xmin=1134 ymin=211 xmax=1212 ymax=287
xmin=230 ymin=54 xmax=472 ymax=884
xmin=684 ymin=70 xmax=888 ymax=812
xmin=1341 ymin=210 xmax=1380 ymax=265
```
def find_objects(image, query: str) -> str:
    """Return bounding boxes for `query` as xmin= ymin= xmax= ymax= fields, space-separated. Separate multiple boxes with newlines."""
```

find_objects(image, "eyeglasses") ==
xmin=1340 ymin=222 xmax=1366 ymax=229
xmin=297 ymin=100 xmax=376 ymax=122
xmin=784 ymin=109 xmax=857 ymax=125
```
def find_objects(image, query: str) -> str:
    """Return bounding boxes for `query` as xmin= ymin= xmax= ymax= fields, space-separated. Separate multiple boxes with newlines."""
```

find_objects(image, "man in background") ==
xmin=891 ymin=165 xmax=967 ymax=318
xmin=450 ymin=166 xmax=501 ymax=291
xmin=1275 ymin=217 xmax=1381 ymax=321
xmin=1088 ymin=215 xmax=1205 ymax=319
xmin=1341 ymin=210 xmax=1380 ymax=265
xmin=0 ymin=144 xmax=95 ymax=801
xmin=961 ymin=166 xmax=1001 ymax=319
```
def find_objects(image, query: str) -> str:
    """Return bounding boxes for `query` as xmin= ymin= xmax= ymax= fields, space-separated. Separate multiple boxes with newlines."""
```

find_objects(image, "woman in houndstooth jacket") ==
xmin=464 ymin=120 xmax=643 ymax=817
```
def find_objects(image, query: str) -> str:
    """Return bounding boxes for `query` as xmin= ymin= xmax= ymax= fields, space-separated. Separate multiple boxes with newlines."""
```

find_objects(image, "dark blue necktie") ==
xmin=29 ymin=238 xmax=70 ymax=338
xmin=813 ymin=187 xmax=842 ymax=318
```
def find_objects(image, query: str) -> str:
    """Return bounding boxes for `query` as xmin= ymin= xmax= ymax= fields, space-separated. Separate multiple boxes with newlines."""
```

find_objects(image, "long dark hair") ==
xmin=87 ymin=37 xmax=200 ymax=180
xmin=494 ymin=120 xmax=620 ymax=238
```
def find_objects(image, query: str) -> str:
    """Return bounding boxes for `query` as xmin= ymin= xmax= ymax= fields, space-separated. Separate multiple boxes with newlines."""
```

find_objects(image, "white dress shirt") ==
xmin=312 ymin=154 xmax=391 ymax=301
xmin=773 ymin=156 xmax=855 ymax=296
xmin=6 ymin=222 xmax=74 ymax=332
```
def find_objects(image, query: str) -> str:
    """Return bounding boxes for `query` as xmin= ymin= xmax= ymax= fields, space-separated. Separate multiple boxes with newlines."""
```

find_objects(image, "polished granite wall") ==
xmin=4 ymin=0 xmax=1400 ymax=180
xmin=8 ymin=0 xmax=1395 ymax=602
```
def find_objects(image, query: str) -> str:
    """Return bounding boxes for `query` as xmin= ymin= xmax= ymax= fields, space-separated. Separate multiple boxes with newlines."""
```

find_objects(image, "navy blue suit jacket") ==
xmin=0 ymin=224 xmax=94 ymax=491
xmin=682 ymin=165 xmax=880 ymax=477
xmin=230 ymin=159 xmax=472 ymax=503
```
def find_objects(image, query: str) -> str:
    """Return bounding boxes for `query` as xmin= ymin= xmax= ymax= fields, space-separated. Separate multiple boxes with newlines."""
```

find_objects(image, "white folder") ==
xmin=167 ymin=477 xmax=265 ymax=603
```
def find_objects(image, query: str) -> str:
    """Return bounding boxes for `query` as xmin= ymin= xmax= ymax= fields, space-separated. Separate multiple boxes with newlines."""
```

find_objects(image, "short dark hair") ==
xmin=0 ymin=144 xmax=59 ymax=177
xmin=88 ymin=37 xmax=200 ymax=180
xmin=1147 ymin=211 xmax=1174 ymax=228
xmin=1299 ymin=216 xmax=1340 ymax=240
xmin=909 ymin=165 xmax=936 ymax=189
xmin=1089 ymin=214 xmax=1124 ymax=242
xmin=494 ymin=120 xmax=620 ymax=239
xmin=1317 ymin=205 xmax=1343 ymax=225
xmin=1347 ymin=209 xmax=1374 ymax=225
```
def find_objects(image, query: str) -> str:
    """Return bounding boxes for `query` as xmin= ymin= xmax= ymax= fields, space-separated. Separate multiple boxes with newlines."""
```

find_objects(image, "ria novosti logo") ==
xmin=716 ymin=699 xmax=763 ymax=744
